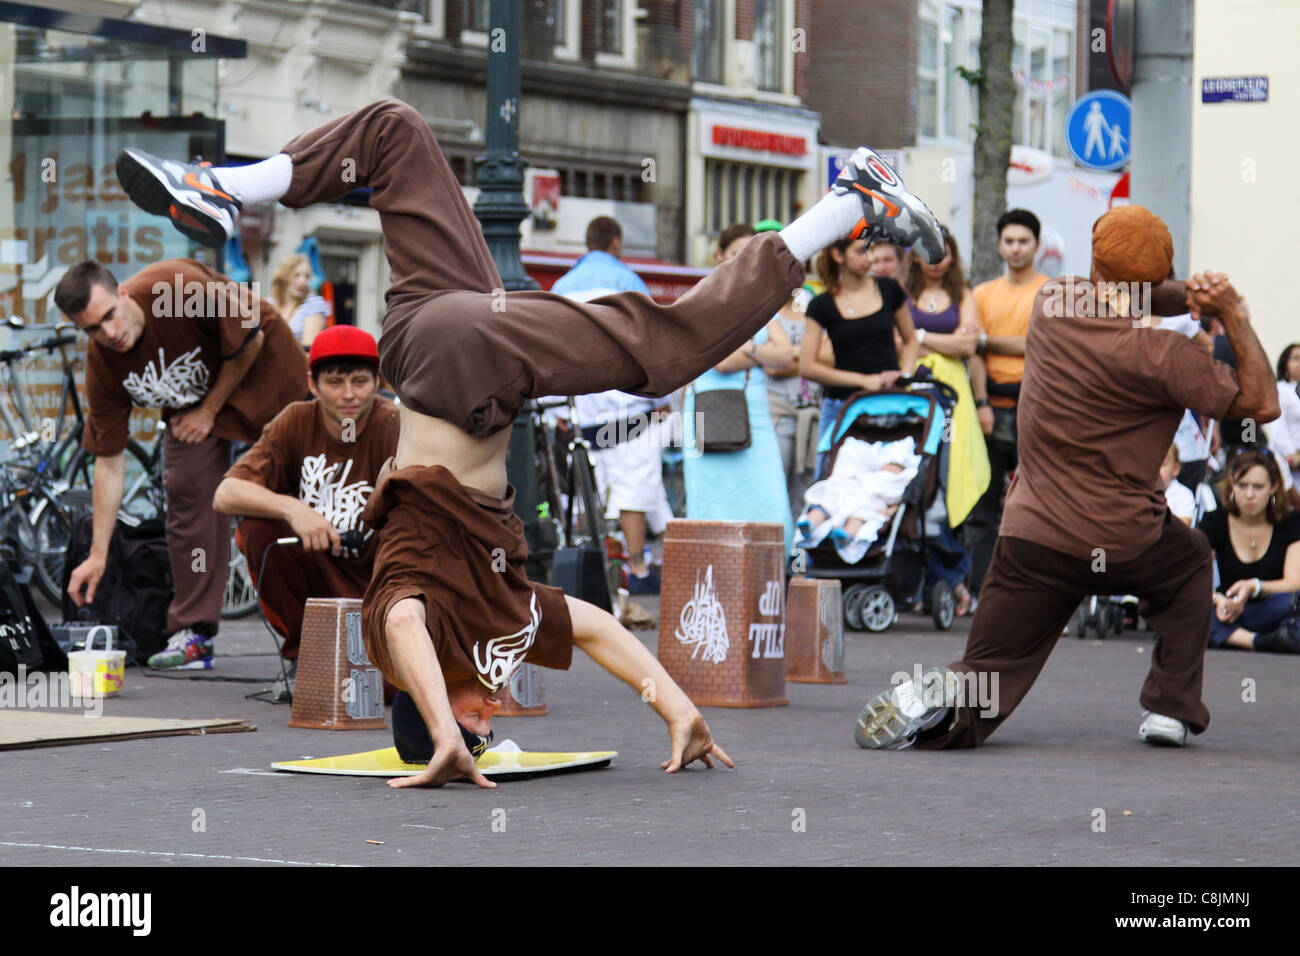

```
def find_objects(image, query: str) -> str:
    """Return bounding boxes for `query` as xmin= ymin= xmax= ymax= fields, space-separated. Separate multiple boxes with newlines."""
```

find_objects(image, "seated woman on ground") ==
xmin=796 ymin=436 xmax=921 ymax=564
xmin=1196 ymin=449 xmax=1300 ymax=653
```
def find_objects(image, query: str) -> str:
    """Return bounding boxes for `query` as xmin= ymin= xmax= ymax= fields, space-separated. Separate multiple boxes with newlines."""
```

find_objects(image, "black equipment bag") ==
xmin=550 ymin=544 xmax=612 ymax=613
xmin=62 ymin=515 xmax=172 ymax=665
xmin=0 ymin=559 xmax=67 ymax=674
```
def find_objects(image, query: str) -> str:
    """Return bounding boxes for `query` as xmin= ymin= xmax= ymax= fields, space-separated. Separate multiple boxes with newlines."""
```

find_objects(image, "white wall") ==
xmin=1191 ymin=0 xmax=1300 ymax=365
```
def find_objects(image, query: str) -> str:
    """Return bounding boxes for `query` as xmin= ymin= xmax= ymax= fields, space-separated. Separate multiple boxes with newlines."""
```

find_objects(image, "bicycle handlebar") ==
xmin=0 ymin=334 xmax=79 ymax=362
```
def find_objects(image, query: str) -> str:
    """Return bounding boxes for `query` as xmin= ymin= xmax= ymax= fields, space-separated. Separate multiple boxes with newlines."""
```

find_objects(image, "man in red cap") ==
xmin=214 ymin=325 xmax=399 ymax=667
xmin=58 ymin=258 xmax=307 ymax=670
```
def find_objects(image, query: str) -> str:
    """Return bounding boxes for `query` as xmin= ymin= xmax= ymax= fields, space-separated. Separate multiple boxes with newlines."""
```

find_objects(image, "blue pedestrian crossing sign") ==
xmin=1066 ymin=90 xmax=1131 ymax=171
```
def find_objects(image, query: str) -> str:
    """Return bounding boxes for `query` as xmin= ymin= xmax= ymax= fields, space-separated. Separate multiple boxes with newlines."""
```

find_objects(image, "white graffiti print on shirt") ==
xmin=473 ymin=593 xmax=541 ymax=691
xmin=299 ymin=454 xmax=373 ymax=557
xmin=675 ymin=564 xmax=729 ymax=663
xmin=122 ymin=346 xmax=209 ymax=408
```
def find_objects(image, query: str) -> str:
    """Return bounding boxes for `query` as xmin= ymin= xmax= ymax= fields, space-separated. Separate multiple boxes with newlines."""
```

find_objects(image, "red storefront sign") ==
xmin=711 ymin=124 xmax=807 ymax=157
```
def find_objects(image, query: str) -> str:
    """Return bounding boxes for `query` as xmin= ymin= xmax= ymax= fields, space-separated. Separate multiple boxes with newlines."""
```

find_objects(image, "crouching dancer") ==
xmin=212 ymin=326 xmax=399 ymax=670
xmin=114 ymin=98 xmax=945 ymax=787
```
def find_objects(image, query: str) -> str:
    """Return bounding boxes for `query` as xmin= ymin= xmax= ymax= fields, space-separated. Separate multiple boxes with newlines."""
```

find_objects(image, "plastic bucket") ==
xmin=67 ymin=625 xmax=126 ymax=698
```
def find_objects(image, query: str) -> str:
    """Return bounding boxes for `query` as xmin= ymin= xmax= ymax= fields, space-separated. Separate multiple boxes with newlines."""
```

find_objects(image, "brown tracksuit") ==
xmin=83 ymin=260 xmax=308 ymax=636
xmin=225 ymin=397 xmax=400 ymax=659
xmin=272 ymin=99 xmax=805 ymax=686
xmin=916 ymin=280 xmax=1240 ymax=748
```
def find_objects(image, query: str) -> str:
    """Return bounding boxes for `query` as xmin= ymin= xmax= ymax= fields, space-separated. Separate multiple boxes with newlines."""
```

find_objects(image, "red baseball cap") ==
xmin=308 ymin=325 xmax=380 ymax=370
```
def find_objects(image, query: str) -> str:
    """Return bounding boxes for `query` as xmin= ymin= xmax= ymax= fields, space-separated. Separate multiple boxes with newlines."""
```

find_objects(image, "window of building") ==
xmin=551 ymin=0 xmax=565 ymax=40
xmin=465 ymin=0 xmax=490 ymax=32
xmin=694 ymin=0 xmax=725 ymax=85
xmin=1050 ymin=27 xmax=1072 ymax=157
xmin=918 ymin=8 xmax=939 ymax=139
xmin=598 ymin=0 xmax=622 ymax=54
xmin=704 ymin=159 xmax=800 ymax=236
xmin=755 ymin=0 xmax=783 ymax=92
xmin=918 ymin=2 xmax=1072 ymax=158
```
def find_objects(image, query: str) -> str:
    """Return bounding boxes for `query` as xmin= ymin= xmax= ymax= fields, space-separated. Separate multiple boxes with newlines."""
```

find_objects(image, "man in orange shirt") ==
xmin=964 ymin=209 xmax=1049 ymax=595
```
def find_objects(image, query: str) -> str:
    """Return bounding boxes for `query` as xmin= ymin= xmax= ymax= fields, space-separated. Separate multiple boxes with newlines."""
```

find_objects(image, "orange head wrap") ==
xmin=1090 ymin=205 xmax=1174 ymax=285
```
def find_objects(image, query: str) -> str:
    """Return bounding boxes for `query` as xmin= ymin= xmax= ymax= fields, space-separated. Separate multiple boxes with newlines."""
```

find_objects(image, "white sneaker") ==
xmin=1138 ymin=712 xmax=1187 ymax=747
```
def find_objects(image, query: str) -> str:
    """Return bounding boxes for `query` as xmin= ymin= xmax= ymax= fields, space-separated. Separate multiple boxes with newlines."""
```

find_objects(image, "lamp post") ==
xmin=473 ymin=0 xmax=537 ymax=292
xmin=473 ymin=0 xmax=547 ymax=575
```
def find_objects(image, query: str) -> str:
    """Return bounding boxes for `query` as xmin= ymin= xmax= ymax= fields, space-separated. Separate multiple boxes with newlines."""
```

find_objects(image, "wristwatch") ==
xmin=975 ymin=397 xmax=990 ymax=408
xmin=916 ymin=328 xmax=928 ymax=345
xmin=976 ymin=331 xmax=988 ymax=356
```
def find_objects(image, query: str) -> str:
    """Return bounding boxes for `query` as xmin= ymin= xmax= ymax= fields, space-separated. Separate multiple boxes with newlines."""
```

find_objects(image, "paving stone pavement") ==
xmin=3 ymin=595 xmax=1298 ymax=867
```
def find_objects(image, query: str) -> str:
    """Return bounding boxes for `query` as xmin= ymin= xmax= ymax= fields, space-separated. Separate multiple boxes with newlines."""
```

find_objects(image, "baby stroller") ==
xmin=793 ymin=371 xmax=958 ymax=633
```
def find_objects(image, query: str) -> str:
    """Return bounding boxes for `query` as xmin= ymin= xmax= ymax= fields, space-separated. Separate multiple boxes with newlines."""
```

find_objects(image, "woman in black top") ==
xmin=799 ymin=236 xmax=919 ymax=479
xmin=1196 ymin=450 xmax=1300 ymax=652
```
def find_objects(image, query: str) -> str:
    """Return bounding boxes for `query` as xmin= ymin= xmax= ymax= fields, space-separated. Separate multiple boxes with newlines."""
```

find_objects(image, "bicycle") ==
xmin=1 ymin=315 xmax=252 ymax=612
xmin=529 ymin=397 xmax=620 ymax=610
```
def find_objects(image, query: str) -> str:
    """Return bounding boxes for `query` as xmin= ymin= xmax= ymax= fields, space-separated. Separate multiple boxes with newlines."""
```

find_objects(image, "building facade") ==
xmin=805 ymin=0 xmax=1099 ymax=277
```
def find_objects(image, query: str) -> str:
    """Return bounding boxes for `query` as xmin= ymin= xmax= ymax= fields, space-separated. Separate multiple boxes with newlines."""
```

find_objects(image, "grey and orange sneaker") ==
xmin=854 ymin=666 xmax=957 ymax=749
xmin=116 ymin=148 xmax=241 ymax=248
xmin=146 ymin=628 xmax=214 ymax=670
xmin=833 ymin=147 xmax=946 ymax=264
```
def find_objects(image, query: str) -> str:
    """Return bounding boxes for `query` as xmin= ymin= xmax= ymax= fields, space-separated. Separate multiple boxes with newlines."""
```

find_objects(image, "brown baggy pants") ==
xmin=235 ymin=517 xmax=369 ymax=660
xmin=278 ymin=99 xmax=806 ymax=434
xmin=915 ymin=513 xmax=1215 ymax=749
xmin=163 ymin=431 xmax=231 ymax=635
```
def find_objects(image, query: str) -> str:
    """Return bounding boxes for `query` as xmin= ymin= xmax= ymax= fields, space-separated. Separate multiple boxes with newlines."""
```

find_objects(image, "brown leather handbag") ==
xmin=693 ymin=370 xmax=752 ymax=452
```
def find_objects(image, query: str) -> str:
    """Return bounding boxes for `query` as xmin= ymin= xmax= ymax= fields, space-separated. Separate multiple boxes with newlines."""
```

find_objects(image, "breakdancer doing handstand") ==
xmin=114 ymin=99 xmax=945 ymax=788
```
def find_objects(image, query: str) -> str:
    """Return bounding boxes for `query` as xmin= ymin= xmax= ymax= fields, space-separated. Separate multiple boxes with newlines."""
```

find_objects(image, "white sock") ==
xmin=778 ymin=189 xmax=863 ymax=262
xmin=212 ymin=153 xmax=293 ymax=205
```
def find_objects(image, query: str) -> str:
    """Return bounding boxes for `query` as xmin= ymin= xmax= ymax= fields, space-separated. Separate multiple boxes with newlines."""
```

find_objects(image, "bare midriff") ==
xmin=394 ymin=405 xmax=513 ymax=498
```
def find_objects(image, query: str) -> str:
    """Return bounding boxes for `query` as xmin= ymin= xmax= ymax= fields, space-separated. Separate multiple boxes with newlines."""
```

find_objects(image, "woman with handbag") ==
xmin=682 ymin=224 xmax=797 ymax=555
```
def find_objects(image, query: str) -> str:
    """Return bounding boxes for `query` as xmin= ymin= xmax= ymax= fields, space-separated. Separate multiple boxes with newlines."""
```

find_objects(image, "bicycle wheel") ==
xmin=32 ymin=488 xmax=92 ymax=605
xmin=567 ymin=442 xmax=607 ymax=546
xmin=222 ymin=520 xmax=260 ymax=619
xmin=118 ymin=439 xmax=165 ymax=521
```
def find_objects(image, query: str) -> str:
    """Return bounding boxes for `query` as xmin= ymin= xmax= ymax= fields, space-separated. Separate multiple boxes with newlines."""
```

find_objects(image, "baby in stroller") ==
xmin=795 ymin=435 xmax=922 ymax=564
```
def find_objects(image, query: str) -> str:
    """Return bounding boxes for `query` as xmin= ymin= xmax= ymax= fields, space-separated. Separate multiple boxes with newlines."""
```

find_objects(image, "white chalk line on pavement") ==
xmin=0 ymin=841 xmax=358 ymax=867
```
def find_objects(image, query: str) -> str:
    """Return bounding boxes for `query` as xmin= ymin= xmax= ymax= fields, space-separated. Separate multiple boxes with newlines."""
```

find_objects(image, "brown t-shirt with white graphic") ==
xmin=360 ymin=461 xmax=574 ymax=693
xmin=999 ymin=276 xmax=1240 ymax=561
xmin=224 ymin=396 xmax=400 ymax=579
xmin=83 ymin=258 xmax=308 ymax=455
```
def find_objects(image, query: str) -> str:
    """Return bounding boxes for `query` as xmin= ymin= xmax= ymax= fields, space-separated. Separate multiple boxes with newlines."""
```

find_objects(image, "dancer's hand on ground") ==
xmin=388 ymin=742 xmax=496 ymax=789
xmin=170 ymin=405 xmax=216 ymax=444
xmin=67 ymin=554 xmax=107 ymax=606
xmin=662 ymin=713 xmax=734 ymax=773
xmin=977 ymin=406 xmax=994 ymax=436
xmin=287 ymin=501 xmax=342 ymax=554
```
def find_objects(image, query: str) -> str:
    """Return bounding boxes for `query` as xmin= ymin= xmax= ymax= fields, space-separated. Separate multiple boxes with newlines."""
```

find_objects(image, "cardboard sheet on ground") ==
xmin=0 ymin=712 xmax=256 ymax=750
xmin=272 ymin=745 xmax=616 ymax=779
